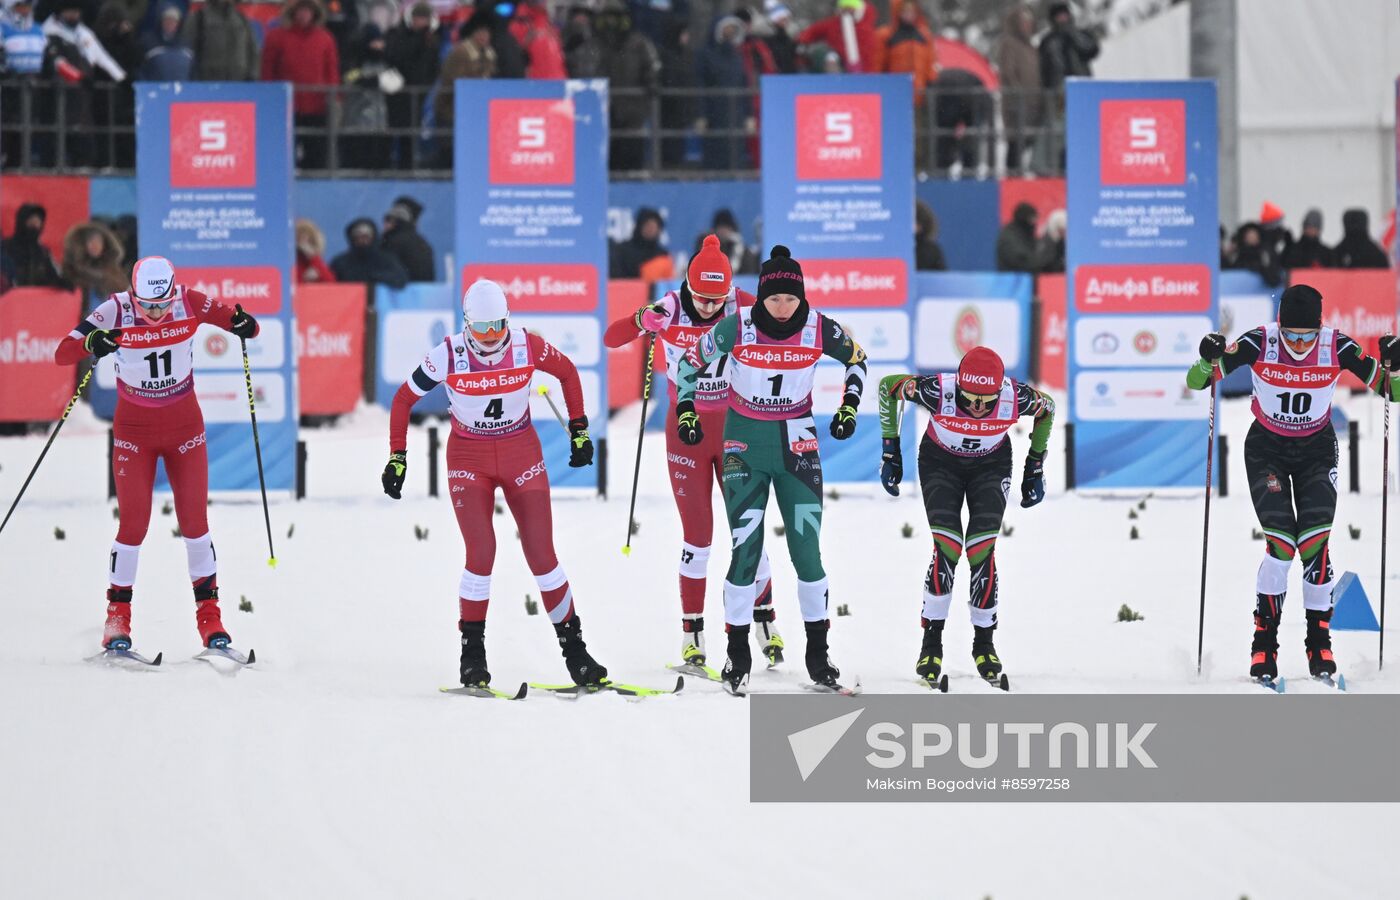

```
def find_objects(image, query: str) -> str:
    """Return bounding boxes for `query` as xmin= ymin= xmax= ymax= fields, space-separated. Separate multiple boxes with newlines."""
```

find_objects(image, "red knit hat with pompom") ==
xmin=687 ymin=234 xmax=732 ymax=299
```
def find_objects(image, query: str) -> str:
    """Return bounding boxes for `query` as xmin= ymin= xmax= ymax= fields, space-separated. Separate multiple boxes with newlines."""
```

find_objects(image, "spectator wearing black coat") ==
xmin=1225 ymin=222 xmax=1284 ymax=287
xmin=385 ymin=2 xmax=438 ymax=170
xmin=695 ymin=15 xmax=749 ymax=171
xmin=475 ymin=0 xmax=526 ymax=79
xmin=611 ymin=207 xmax=668 ymax=278
xmin=1280 ymin=209 xmax=1334 ymax=270
xmin=696 ymin=208 xmax=759 ymax=274
xmin=1333 ymin=209 xmax=1389 ymax=269
xmin=995 ymin=202 xmax=1042 ymax=273
xmin=596 ymin=0 xmax=659 ymax=173
xmin=381 ymin=196 xmax=435 ymax=282
xmin=1038 ymin=1 xmax=1097 ymax=89
xmin=331 ymin=217 xmax=408 ymax=289
xmin=915 ymin=200 xmax=947 ymax=271
xmin=93 ymin=1 xmax=142 ymax=168
xmin=762 ymin=1 xmax=799 ymax=74
xmin=656 ymin=17 xmax=695 ymax=168
xmin=1 ymin=203 xmax=63 ymax=288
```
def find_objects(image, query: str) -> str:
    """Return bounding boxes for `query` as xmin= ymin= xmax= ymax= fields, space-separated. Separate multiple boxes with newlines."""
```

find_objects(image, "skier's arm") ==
xmin=876 ymin=373 xmax=937 ymax=438
xmin=820 ymin=317 xmax=868 ymax=409
xmin=1186 ymin=327 xmax=1263 ymax=390
xmin=675 ymin=313 xmax=738 ymax=406
xmin=388 ymin=342 xmax=448 ymax=452
xmin=187 ymin=289 xmax=260 ymax=339
xmin=1336 ymin=333 xmax=1400 ymax=401
xmin=55 ymin=298 xmax=120 ymax=364
xmin=603 ymin=292 xmax=675 ymax=348
xmin=1015 ymin=382 xmax=1056 ymax=455
xmin=530 ymin=331 xmax=587 ymax=422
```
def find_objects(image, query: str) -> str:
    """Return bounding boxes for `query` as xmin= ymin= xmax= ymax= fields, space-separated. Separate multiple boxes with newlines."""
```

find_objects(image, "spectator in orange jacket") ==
xmin=261 ymin=0 xmax=340 ymax=169
xmin=798 ymin=0 xmax=882 ymax=73
xmin=877 ymin=0 xmax=936 ymax=104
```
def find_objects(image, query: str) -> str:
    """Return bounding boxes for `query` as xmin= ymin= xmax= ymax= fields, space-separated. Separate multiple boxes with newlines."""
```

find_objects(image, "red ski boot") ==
xmin=103 ymin=588 xmax=133 ymax=649
xmin=195 ymin=588 xmax=231 ymax=648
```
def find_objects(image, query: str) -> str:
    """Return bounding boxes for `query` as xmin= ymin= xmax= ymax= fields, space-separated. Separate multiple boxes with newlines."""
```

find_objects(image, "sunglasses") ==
xmin=959 ymin=390 xmax=998 ymax=407
xmin=1281 ymin=328 xmax=1319 ymax=343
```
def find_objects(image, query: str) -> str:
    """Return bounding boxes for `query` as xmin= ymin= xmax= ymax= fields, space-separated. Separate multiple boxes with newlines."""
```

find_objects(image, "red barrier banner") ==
xmin=606 ymin=280 xmax=649 ymax=410
xmin=1299 ymin=269 xmax=1399 ymax=389
xmin=1037 ymin=274 xmax=1067 ymax=391
xmin=294 ymin=283 xmax=366 ymax=416
xmin=0 ymin=288 xmax=80 ymax=421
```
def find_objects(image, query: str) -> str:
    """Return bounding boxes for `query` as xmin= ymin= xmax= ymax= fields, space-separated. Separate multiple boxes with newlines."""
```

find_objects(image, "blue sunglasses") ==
xmin=1281 ymin=327 xmax=1319 ymax=343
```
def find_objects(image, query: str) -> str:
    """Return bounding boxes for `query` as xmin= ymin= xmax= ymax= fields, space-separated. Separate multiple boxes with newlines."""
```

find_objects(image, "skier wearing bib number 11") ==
xmin=1189 ymin=284 xmax=1400 ymax=685
xmin=53 ymin=256 xmax=260 ymax=659
xmin=673 ymin=245 xmax=868 ymax=693
xmin=382 ymin=278 xmax=609 ymax=690
xmin=876 ymin=346 xmax=1055 ymax=691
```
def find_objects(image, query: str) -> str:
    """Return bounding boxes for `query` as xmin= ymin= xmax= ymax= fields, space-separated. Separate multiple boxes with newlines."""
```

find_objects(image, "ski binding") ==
xmin=194 ymin=645 xmax=256 ymax=667
xmin=529 ymin=675 xmax=684 ymax=698
xmin=1312 ymin=673 xmax=1346 ymax=691
xmin=981 ymin=672 xmax=1010 ymax=692
xmin=802 ymin=676 xmax=862 ymax=696
xmin=1254 ymin=675 xmax=1286 ymax=693
xmin=918 ymin=674 xmax=950 ymax=693
xmin=667 ymin=661 xmax=722 ymax=682
xmin=86 ymin=646 xmax=163 ymax=668
xmin=440 ymin=682 xmax=528 ymax=701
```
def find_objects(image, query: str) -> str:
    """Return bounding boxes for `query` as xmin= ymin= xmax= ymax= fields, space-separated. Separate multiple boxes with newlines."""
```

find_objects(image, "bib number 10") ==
xmin=1275 ymin=391 xmax=1312 ymax=416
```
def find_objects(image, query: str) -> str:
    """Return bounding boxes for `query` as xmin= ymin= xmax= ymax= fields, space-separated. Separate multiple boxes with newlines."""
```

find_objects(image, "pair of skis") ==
xmin=440 ymin=675 xmax=685 ymax=701
xmin=85 ymin=644 xmax=256 ymax=670
xmin=1254 ymin=672 xmax=1346 ymax=694
xmin=668 ymin=661 xmax=863 ymax=697
xmin=918 ymin=671 xmax=1011 ymax=693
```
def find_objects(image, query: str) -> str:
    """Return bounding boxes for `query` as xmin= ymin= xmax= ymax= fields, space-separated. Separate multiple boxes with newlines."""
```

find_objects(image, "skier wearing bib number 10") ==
xmin=673 ymin=245 xmax=868 ymax=694
xmin=381 ymin=278 xmax=609 ymax=692
xmin=53 ymin=256 xmax=260 ymax=662
xmin=1189 ymin=284 xmax=1400 ymax=686
xmin=876 ymin=346 xmax=1055 ymax=692
xmin=603 ymin=234 xmax=782 ymax=674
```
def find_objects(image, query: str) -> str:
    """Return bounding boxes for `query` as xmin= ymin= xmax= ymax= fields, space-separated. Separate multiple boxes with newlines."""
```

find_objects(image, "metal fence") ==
xmin=0 ymin=77 xmax=1066 ymax=180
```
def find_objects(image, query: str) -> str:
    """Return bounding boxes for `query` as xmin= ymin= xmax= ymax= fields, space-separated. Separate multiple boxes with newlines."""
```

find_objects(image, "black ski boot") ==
xmin=1251 ymin=595 xmax=1281 ymax=680
xmin=721 ymin=624 xmax=752 ymax=692
xmin=459 ymin=620 xmax=490 ymax=688
xmin=916 ymin=619 xmax=944 ymax=684
xmin=554 ymin=615 xmax=608 ymax=686
xmin=1305 ymin=608 xmax=1337 ymax=677
xmin=972 ymin=625 xmax=1002 ymax=682
xmin=804 ymin=619 xmax=841 ymax=687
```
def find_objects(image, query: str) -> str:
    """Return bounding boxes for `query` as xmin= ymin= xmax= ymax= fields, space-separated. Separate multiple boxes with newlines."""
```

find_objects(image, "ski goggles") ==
xmin=959 ymin=389 xmax=998 ymax=408
xmin=1280 ymin=327 xmax=1319 ymax=343
xmin=468 ymin=317 xmax=509 ymax=342
xmin=135 ymin=297 xmax=174 ymax=313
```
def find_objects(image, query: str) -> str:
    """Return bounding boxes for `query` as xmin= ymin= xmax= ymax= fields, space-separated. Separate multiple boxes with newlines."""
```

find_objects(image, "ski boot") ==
xmin=753 ymin=607 xmax=784 ymax=667
xmin=1305 ymin=608 xmax=1337 ymax=677
xmin=1250 ymin=604 xmax=1281 ymax=680
xmin=680 ymin=618 xmax=707 ymax=667
xmin=720 ymin=624 xmax=752 ymax=692
xmin=804 ymin=620 xmax=841 ymax=688
xmin=555 ymin=615 xmax=608 ymax=686
xmin=972 ymin=625 xmax=1002 ymax=682
xmin=102 ymin=588 xmax=133 ymax=650
xmin=459 ymin=620 xmax=490 ymax=688
xmin=194 ymin=587 xmax=231 ymax=649
xmin=916 ymin=619 xmax=944 ymax=686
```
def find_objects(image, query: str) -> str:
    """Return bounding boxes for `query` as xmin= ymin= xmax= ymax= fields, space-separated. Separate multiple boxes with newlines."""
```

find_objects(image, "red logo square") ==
xmin=795 ymin=93 xmax=882 ymax=181
xmin=1098 ymin=99 xmax=1185 ymax=185
xmin=169 ymin=102 xmax=257 ymax=188
xmin=488 ymin=98 xmax=575 ymax=185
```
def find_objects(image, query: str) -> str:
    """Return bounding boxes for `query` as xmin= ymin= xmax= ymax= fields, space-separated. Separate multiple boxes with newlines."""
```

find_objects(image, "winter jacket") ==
xmin=996 ymin=7 xmax=1041 ymax=129
xmin=0 ymin=204 xmax=63 ymax=288
xmin=260 ymin=0 xmax=340 ymax=117
xmin=330 ymin=218 xmax=408 ymax=288
xmin=562 ymin=13 xmax=602 ymax=78
xmin=1 ymin=8 xmax=46 ymax=75
xmin=610 ymin=208 xmax=668 ymax=279
xmin=764 ymin=25 xmax=798 ymax=75
xmin=137 ymin=5 xmax=192 ymax=81
xmin=95 ymin=1 xmax=143 ymax=80
xmin=341 ymin=24 xmax=394 ymax=130
xmin=996 ymin=206 xmax=1042 ymax=273
xmin=1038 ymin=21 xmax=1097 ymax=89
xmin=509 ymin=1 xmax=565 ymax=79
xmin=385 ymin=22 xmax=439 ymax=87
xmin=180 ymin=0 xmax=259 ymax=81
xmin=61 ymin=221 xmax=127 ymax=299
xmin=381 ymin=221 xmax=435 ymax=283
xmin=798 ymin=4 xmax=882 ymax=74
xmin=877 ymin=0 xmax=936 ymax=105
xmin=1225 ymin=225 xmax=1284 ymax=287
xmin=1280 ymin=236 xmax=1334 ymax=270
xmin=1334 ymin=209 xmax=1390 ymax=269
xmin=596 ymin=3 xmax=658 ymax=130
xmin=695 ymin=19 xmax=746 ymax=128
xmin=434 ymin=38 xmax=494 ymax=126
xmin=42 ymin=13 xmax=127 ymax=80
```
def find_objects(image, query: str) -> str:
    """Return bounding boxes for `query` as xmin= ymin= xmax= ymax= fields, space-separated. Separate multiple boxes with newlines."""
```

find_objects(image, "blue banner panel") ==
xmin=1066 ymin=80 xmax=1219 ymax=489
xmin=451 ymin=79 xmax=609 ymax=490
xmin=911 ymin=272 xmax=1033 ymax=383
xmin=915 ymin=180 xmax=1000 ymax=272
xmin=134 ymin=82 xmax=296 ymax=492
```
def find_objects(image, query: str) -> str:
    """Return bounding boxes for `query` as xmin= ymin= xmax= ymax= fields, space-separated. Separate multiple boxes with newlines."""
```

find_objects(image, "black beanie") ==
xmin=757 ymin=245 xmax=805 ymax=302
xmin=1278 ymin=284 xmax=1322 ymax=329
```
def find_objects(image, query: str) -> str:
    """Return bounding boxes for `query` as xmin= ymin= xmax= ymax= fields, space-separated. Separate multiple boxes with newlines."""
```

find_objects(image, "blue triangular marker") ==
xmin=1331 ymin=571 xmax=1381 ymax=631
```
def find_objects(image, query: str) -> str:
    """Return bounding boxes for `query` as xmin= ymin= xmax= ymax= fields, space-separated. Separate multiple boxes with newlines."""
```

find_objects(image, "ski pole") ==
xmin=0 ymin=368 xmax=92 ymax=538
xmin=1381 ymin=355 xmax=1391 ymax=671
xmin=622 ymin=334 xmax=657 ymax=556
xmin=1196 ymin=379 xmax=1217 ymax=677
xmin=536 ymin=384 xmax=568 ymax=429
xmin=237 ymin=306 xmax=276 ymax=568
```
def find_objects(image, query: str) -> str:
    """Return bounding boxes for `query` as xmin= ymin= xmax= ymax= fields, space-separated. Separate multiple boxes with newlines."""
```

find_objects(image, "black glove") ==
xmin=84 ymin=328 xmax=121 ymax=358
xmin=382 ymin=451 xmax=406 ymax=499
xmin=676 ymin=400 xmax=702 ymax=446
xmin=568 ymin=417 xmax=593 ymax=467
xmin=1378 ymin=334 xmax=1400 ymax=370
xmin=829 ymin=394 xmax=859 ymax=440
xmin=879 ymin=438 xmax=902 ymax=497
xmin=1198 ymin=333 xmax=1226 ymax=361
xmin=1020 ymin=449 xmax=1046 ymax=508
xmin=230 ymin=305 xmax=257 ymax=340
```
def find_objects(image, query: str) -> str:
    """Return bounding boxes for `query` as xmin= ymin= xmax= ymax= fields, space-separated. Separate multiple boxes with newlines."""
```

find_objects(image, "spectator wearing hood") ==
xmin=1333 ymin=209 xmax=1389 ymax=269
xmin=596 ymin=0 xmax=659 ymax=173
xmin=295 ymin=218 xmax=335 ymax=283
xmin=562 ymin=4 xmax=601 ymax=78
xmin=43 ymin=0 xmax=127 ymax=79
xmin=1281 ymin=209 xmax=1334 ymax=270
xmin=696 ymin=208 xmax=758 ymax=274
xmin=1225 ymin=222 xmax=1283 ymax=287
xmin=341 ymin=0 xmax=400 ymax=170
xmin=996 ymin=202 xmax=1042 ymax=273
xmin=626 ymin=0 xmax=686 ymax=48
xmin=434 ymin=10 xmax=495 ymax=166
xmin=1 ymin=203 xmax=63 ymax=287
xmin=331 ymin=217 xmax=408 ymax=289
xmin=44 ymin=0 xmax=126 ymax=166
xmin=61 ymin=220 xmax=127 ymax=301
xmin=878 ymin=0 xmax=935 ymax=101
xmin=510 ymin=0 xmax=564 ymax=79
xmin=611 ymin=207 xmax=669 ymax=279
xmin=798 ymin=0 xmax=881 ymax=74
xmin=996 ymin=4 xmax=1040 ymax=174
xmin=137 ymin=3 xmax=191 ymax=80
xmin=695 ymin=14 xmax=748 ymax=171
xmin=385 ymin=2 xmax=439 ymax=170
xmin=261 ymin=0 xmax=340 ymax=169
xmin=761 ymin=1 xmax=799 ymax=74
xmin=915 ymin=199 xmax=946 ymax=271
xmin=381 ymin=196 xmax=435 ymax=282
xmin=181 ymin=0 xmax=259 ymax=81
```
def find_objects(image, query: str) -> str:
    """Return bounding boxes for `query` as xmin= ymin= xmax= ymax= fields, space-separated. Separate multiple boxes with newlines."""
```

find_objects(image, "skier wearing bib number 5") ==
xmin=876 ymin=347 xmax=1055 ymax=690
xmin=1189 ymin=284 xmax=1400 ymax=683
xmin=382 ymin=279 xmax=609 ymax=689
xmin=674 ymin=246 xmax=868 ymax=692
xmin=53 ymin=256 xmax=260 ymax=655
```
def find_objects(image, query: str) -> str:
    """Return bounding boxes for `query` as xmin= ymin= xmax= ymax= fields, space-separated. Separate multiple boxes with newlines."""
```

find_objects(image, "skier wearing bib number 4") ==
xmin=1189 ymin=284 xmax=1400 ymax=684
xmin=674 ymin=246 xmax=868 ymax=693
xmin=53 ymin=256 xmax=260 ymax=659
xmin=382 ymin=279 xmax=609 ymax=689
xmin=877 ymin=347 xmax=1055 ymax=690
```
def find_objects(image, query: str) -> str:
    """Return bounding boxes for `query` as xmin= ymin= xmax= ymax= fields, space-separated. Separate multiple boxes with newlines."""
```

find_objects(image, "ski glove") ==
xmin=1378 ymin=334 xmax=1400 ymax=370
xmin=1198 ymin=333 xmax=1226 ymax=361
xmin=568 ymin=417 xmax=594 ymax=467
xmin=830 ymin=399 xmax=858 ymax=440
xmin=880 ymin=438 xmax=902 ymax=497
xmin=1020 ymin=449 xmax=1045 ymax=508
xmin=84 ymin=328 xmax=121 ymax=358
xmin=676 ymin=400 xmax=702 ymax=446
xmin=382 ymin=451 xmax=407 ymax=500
xmin=230 ymin=305 xmax=258 ymax=340
xmin=634 ymin=303 xmax=667 ymax=334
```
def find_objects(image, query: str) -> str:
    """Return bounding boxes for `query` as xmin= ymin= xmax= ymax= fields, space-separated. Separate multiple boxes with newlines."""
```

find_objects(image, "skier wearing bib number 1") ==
xmin=1189 ymin=284 xmax=1400 ymax=684
xmin=876 ymin=347 xmax=1055 ymax=691
xmin=381 ymin=278 xmax=609 ymax=689
xmin=673 ymin=245 xmax=868 ymax=693
xmin=53 ymin=256 xmax=260 ymax=658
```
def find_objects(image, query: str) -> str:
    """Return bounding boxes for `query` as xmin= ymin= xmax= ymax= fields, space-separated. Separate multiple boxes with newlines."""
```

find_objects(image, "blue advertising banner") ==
xmin=1066 ymin=80 xmax=1219 ymax=488
xmin=453 ymin=80 xmax=609 ymax=491
xmin=911 ymin=272 xmax=1033 ymax=383
xmin=761 ymin=74 xmax=916 ymax=482
xmin=132 ymin=82 xmax=296 ymax=492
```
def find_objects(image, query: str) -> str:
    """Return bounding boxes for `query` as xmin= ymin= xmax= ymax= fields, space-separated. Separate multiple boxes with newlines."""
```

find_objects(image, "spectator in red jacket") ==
xmin=261 ymin=0 xmax=340 ymax=169
xmin=510 ymin=0 xmax=566 ymax=79
xmin=295 ymin=218 xmax=335 ymax=283
xmin=798 ymin=0 xmax=882 ymax=73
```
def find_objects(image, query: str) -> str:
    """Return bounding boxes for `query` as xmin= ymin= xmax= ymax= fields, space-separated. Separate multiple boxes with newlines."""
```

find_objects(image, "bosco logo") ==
xmin=169 ymin=102 xmax=256 ymax=188
xmin=489 ymin=98 xmax=575 ymax=185
xmin=795 ymin=93 xmax=882 ymax=181
xmin=1098 ymin=99 xmax=1185 ymax=185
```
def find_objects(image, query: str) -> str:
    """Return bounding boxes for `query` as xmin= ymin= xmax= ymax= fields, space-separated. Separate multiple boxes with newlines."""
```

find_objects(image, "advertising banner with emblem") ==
xmin=761 ymin=74 xmax=916 ymax=482
xmin=1066 ymin=80 xmax=1218 ymax=488
xmin=455 ymin=80 xmax=608 ymax=491
xmin=0 ymin=287 xmax=81 ymax=421
xmin=133 ymin=82 xmax=296 ymax=492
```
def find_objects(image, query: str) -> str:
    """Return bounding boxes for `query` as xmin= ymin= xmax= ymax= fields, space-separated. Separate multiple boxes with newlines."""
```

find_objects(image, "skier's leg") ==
xmin=1244 ymin=423 xmax=1299 ymax=677
xmin=669 ymin=406 xmax=716 ymax=657
xmin=1294 ymin=430 xmax=1340 ymax=675
xmin=962 ymin=444 xmax=1012 ymax=679
xmin=162 ymin=411 xmax=227 ymax=646
xmin=446 ymin=434 xmax=499 ymax=686
xmin=719 ymin=414 xmax=773 ymax=682
xmin=917 ymin=436 xmax=969 ymax=629
xmin=105 ymin=421 xmax=159 ymax=648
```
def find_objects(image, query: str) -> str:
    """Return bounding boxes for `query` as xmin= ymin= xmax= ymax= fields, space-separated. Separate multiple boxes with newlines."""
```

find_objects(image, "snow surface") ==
xmin=2 ymin=392 xmax=1397 ymax=899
